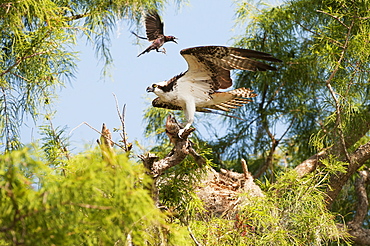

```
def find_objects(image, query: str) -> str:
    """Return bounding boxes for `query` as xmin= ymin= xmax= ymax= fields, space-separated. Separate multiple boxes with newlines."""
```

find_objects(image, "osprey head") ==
xmin=146 ymin=81 xmax=167 ymax=94
xmin=165 ymin=36 xmax=178 ymax=44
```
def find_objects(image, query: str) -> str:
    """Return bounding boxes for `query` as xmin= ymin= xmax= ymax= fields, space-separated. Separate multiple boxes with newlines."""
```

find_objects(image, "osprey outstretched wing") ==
xmin=146 ymin=46 xmax=282 ymax=137
xmin=131 ymin=10 xmax=177 ymax=57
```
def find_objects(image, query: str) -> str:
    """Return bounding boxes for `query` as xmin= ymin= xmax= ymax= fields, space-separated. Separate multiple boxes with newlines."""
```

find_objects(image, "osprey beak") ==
xmin=146 ymin=86 xmax=154 ymax=93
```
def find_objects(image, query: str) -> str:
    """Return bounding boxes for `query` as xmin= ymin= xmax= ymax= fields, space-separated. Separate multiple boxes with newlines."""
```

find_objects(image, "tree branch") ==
xmin=139 ymin=115 xmax=201 ymax=178
xmin=138 ymin=115 xmax=204 ymax=208
xmin=140 ymin=115 xmax=266 ymax=219
xmin=113 ymin=94 xmax=132 ymax=152
xmin=295 ymin=149 xmax=328 ymax=176
xmin=353 ymin=169 xmax=370 ymax=225
xmin=316 ymin=10 xmax=350 ymax=29
xmin=254 ymin=136 xmax=278 ymax=179
xmin=343 ymin=169 xmax=370 ymax=245
xmin=64 ymin=12 xmax=90 ymax=21
xmin=71 ymin=121 xmax=126 ymax=151
xmin=1 ymin=49 xmax=54 ymax=76
xmin=295 ymin=105 xmax=370 ymax=177
xmin=0 ymin=2 xmax=12 ymax=13
xmin=325 ymin=20 xmax=354 ymax=163
xmin=254 ymin=113 xmax=294 ymax=179
xmin=326 ymin=141 xmax=370 ymax=206
xmin=294 ymin=20 xmax=344 ymax=48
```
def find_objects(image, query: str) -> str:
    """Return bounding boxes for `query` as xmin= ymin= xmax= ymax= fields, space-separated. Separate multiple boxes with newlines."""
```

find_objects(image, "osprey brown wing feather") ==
xmin=181 ymin=46 xmax=282 ymax=89
xmin=152 ymin=97 xmax=213 ymax=113
xmin=152 ymin=97 xmax=182 ymax=110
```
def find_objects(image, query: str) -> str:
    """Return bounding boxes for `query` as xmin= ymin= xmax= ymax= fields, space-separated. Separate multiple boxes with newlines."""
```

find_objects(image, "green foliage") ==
xmin=190 ymin=170 xmax=348 ymax=245
xmin=0 ymin=147 xmax=350 ymax=245
xmin=0 ymin=148 xmax=190 ymax=245
xmin=39 ymin=120 xmax=71 ymax=170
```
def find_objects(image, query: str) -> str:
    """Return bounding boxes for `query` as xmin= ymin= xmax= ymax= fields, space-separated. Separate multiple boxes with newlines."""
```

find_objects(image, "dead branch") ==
xmin=0 ymin=3 xmax=12 ymax=13
xmin=139 ymin=115 xmax=200 ymax=177
xmin=188 ymin=226 xmax=203 ymax=246
xmin=71 ymin=121 xmax=128 ymax=151
xmin=113 ymin=94 xmax=132 ymax=152
xmin=241 ymin=159 xmax=249 ymax=179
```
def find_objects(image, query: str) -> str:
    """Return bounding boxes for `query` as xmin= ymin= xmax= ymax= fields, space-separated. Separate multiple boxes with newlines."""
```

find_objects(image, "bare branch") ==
xmin=113 ymin=94 xmax=131 ymax=151
xmin=70 ymin=121 xmax=125 ymax=150
xmin=316 ymin=10 xmax=349 ymax=29
xmin=139 ymin=115 xmax=198 ymax=177
xmin=63 ymin=12 xmax=90 ymax=21
xmin=138 ymin=115 xmax=202 ymax=208
xmin=295 ymin=149 xmax=328 ymax=177
xmin=325 ymin=20 xmax=354 ymax=164
xmin=346 ymin=225 xmax=370 ymax=246
xmin=11 ymin=73 xmax=31 ymax=82
xmin=294 ymin=20 xmax=344 ymax=48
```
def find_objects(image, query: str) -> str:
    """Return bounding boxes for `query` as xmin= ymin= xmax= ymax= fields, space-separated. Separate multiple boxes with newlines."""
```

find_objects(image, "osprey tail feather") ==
xmin=208 ymin=88 xmax=257 ymax=112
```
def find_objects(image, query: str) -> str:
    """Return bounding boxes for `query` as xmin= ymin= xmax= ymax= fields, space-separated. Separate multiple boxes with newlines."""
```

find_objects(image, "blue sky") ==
xmin=22 ymin=0 xmax=279 ymax=153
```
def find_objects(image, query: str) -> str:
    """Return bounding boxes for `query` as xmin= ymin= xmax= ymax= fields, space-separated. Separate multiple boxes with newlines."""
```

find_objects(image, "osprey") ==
xmin=146 ymin=46 xmax=282 ymax=137
xmin=132 ymin=10 xmax=177 ymax=57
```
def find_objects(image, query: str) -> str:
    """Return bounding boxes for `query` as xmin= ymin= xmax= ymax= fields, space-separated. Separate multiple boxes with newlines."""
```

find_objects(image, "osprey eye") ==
xmin=152 ymin=84 xmax=157 ymax=88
